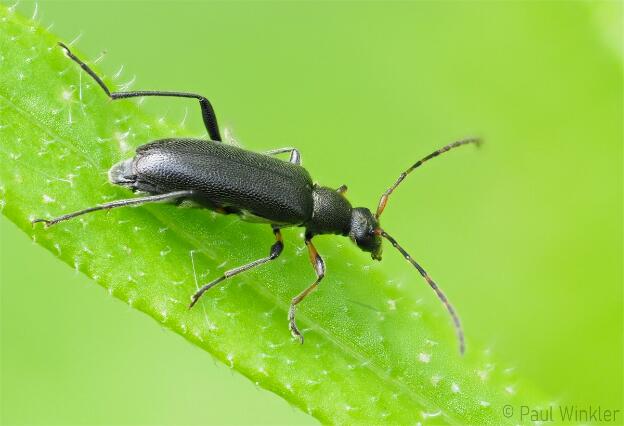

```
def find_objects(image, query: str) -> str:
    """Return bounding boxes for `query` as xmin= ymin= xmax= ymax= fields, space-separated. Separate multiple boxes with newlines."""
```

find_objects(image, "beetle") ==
xmin=34 ymin=42 xmax=481 ymax=354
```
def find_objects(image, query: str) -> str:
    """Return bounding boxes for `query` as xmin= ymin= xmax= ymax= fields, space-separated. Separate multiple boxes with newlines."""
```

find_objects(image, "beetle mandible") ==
xmin=34 ymin=43 xmax=481 ymax=354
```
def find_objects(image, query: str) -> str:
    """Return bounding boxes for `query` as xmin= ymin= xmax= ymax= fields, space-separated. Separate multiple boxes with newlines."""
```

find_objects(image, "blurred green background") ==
xmin=1 ymin=1 xmax=621 ymax=425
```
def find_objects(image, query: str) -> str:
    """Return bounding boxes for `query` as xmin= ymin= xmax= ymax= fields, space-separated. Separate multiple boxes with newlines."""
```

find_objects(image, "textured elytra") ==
xmin=129 ymin=138 xmax=315 ymax=224
xmin=0 ymin=5 xmax=539 ymax=425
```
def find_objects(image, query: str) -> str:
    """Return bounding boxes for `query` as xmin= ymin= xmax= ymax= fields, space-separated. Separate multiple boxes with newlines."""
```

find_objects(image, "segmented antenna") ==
xmin=379 ymin=229 xmax=465 ymax=355
xmin=375 ymin=138 xmax=481 ymax=218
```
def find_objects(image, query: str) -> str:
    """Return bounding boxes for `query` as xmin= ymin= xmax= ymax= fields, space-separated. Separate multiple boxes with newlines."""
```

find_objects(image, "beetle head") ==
xmin=349 ymin=207 xmax=383 ymax=260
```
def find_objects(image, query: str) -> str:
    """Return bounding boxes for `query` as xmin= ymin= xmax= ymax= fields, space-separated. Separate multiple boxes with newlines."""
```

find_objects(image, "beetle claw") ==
xmin=31 ymin=218 xmax=51 ymax=228
xmin=288 ymin=307 xmax=304 ymax=344
xmin=189 ymin=292 xmax=202 ymax=309
xmin=289 ymin=325 xmax=304 ymax=344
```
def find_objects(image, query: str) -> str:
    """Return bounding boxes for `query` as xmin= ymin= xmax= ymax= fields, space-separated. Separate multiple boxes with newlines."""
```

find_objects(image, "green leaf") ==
xmin=0 ymin=6 xmax=540 ymax=424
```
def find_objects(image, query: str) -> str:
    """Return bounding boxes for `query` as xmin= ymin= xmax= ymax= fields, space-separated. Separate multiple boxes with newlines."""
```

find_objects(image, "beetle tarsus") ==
xmin=188 ymin=294 xmax=200 ymax=309
xmin=288 ymin=308 xmax=304 ymax=344
xmin=189 ymin=275 xmax=226 ymax=309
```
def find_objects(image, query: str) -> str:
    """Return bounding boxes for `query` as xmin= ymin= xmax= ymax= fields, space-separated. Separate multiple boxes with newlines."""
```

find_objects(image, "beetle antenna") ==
xmin=375 ymin=138 xmax=481 ymax=218
xmin=378 ymin=229 xmax=465 ymax=355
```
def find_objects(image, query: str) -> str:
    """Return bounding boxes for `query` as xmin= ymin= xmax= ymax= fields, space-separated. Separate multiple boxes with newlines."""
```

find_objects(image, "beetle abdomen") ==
xmin=129 ymin=138 xmax=314 ymax=225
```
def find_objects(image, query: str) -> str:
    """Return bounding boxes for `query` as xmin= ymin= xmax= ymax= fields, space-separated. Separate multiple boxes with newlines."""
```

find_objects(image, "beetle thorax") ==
xmin=305 ymin=186 xmax=352 ymax=236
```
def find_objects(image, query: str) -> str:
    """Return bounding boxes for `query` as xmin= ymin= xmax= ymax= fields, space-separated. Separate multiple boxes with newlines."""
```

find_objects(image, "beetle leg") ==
xmin=31 ymin=190 xmax=194 ymax=228
xmin=264 ymin=147 xmax=301 ymax=165
xmin=336 ymin=185 xmax=348 ymax=194
xmin=189 ymin=227 xmax=284 ymax=308
xmin=288 ymin=234 xmax=325 ymax=343
xmin=57 ymin=42 xmax=222 ymax=142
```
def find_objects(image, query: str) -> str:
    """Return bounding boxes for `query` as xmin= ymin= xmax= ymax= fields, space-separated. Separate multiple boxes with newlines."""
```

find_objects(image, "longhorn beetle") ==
xmin=33 ymin=43 xmax=481 ymax=354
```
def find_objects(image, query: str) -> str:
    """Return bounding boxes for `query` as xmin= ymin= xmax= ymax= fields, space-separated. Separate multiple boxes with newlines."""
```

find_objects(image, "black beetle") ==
xmin=34 ymin=43 xmax=481 ymax=354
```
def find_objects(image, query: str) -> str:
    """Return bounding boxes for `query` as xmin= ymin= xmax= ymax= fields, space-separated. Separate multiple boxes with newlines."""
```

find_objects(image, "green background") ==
xmin=1 ymin=1 xmax=621 ymax=425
